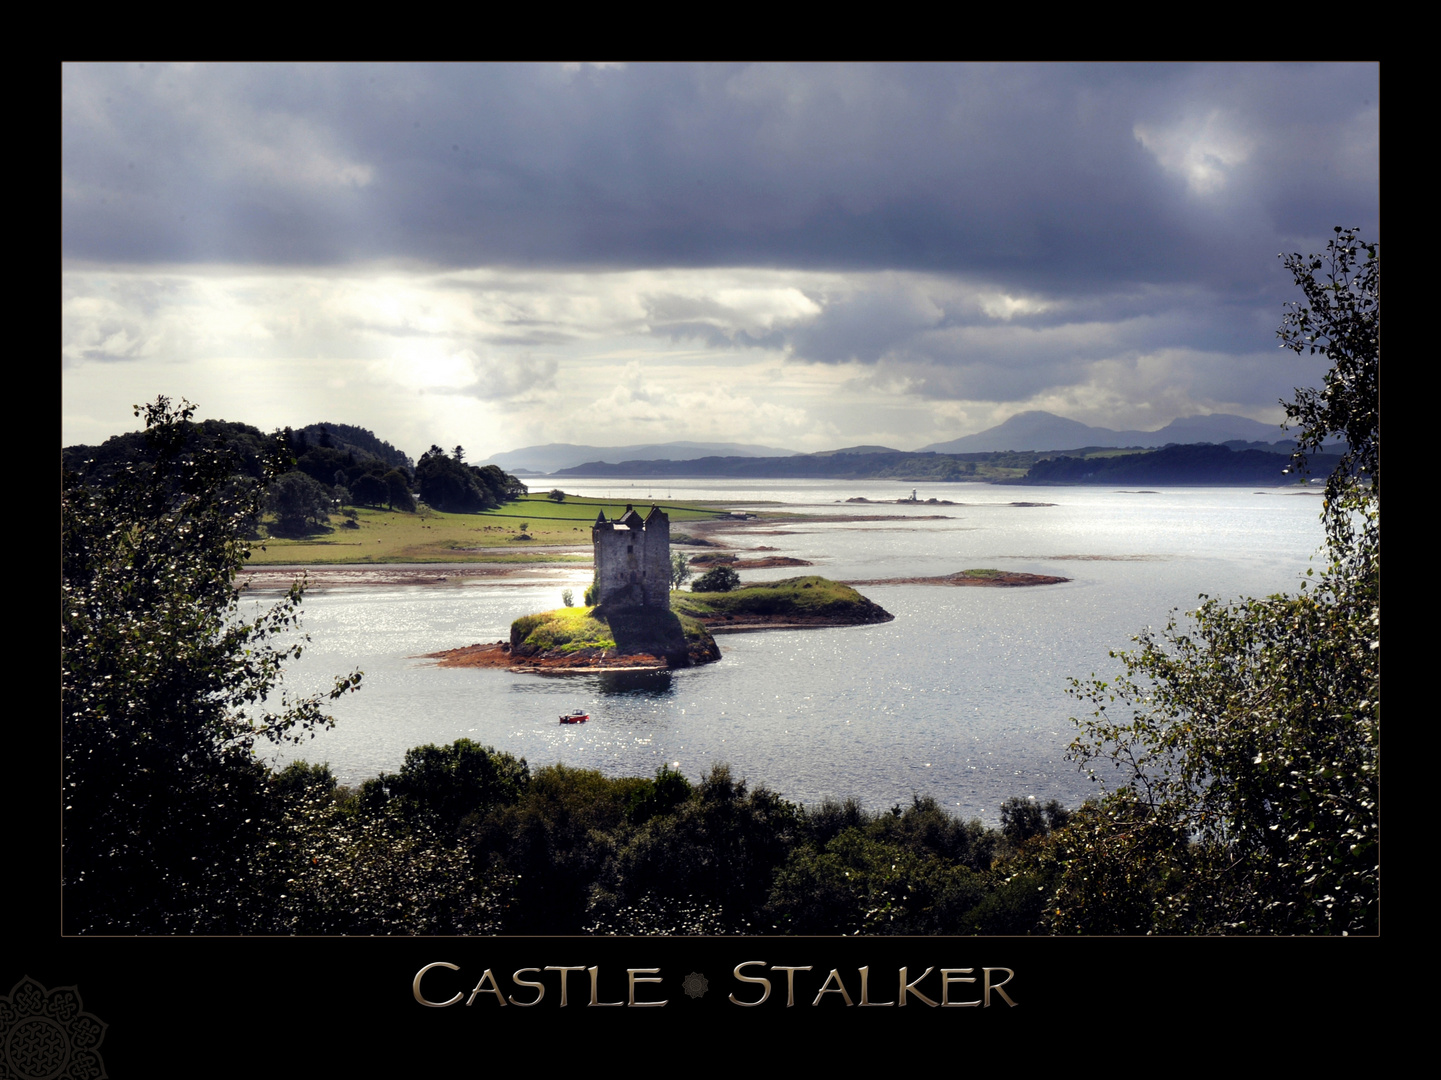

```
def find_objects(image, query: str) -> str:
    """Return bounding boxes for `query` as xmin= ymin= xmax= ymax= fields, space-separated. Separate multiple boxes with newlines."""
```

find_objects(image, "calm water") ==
xmin=259 ymin=480 xmax=1325 ymax=825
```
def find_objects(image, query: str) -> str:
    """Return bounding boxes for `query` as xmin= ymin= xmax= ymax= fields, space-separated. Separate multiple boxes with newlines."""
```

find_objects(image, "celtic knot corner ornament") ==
xmin=0 ymin=978 xmax=107 ymax=1080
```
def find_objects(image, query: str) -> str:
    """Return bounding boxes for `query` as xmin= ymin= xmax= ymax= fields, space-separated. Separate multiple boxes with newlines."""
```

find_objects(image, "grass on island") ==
xmin=511 ymin=607 xmax=616 ymax=654
xmin=511 ymin=604 xmax=715 ymax=658
xmin=670 ymin=575 xmax=877 ymax=619
xmin=245 ymin=494 xmax=729 ymax=566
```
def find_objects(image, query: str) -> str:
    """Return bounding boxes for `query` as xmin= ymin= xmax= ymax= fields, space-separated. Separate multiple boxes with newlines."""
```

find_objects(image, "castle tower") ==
xmin=591 ymin=504 xmax=671 ymax=609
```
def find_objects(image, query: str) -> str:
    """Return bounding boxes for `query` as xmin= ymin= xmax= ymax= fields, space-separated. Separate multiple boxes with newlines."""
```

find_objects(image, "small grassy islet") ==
xmin=670 ymin=575 xmax=889 ymax=621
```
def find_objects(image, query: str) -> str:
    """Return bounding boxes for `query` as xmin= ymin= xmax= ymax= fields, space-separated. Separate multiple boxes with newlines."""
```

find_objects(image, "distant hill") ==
xmin=553 ymin=450 xmax=984 ymax=482
xmin=920 ymin=411 xmax=1300 ymax=453
xmin=552 ymin=442 xmax=1339 ymax=487
xmin=809 ymin=444 xmax=905 ymax=457
xmin=494 ymin=416 xmax=1342 ymax=474
xmin=1018 ymin=444 xmax=1339 ymax=486
xmin=295 ymin=423 xmax=413 ymax=471
xmin=552 ymin=448 xmax=1029 ymax=483
xmin=489 ymin=440 xmax=801 ymax=475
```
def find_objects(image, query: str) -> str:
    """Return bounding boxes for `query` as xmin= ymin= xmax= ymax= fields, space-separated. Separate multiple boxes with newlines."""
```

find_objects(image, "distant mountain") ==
xmin=1151 ymin=414 xmax=1290 ymax=445
xmin=489 ymin=440 xmax=802 ymax=475
xmin=921 ymin=411 xmax=1291 ymax=454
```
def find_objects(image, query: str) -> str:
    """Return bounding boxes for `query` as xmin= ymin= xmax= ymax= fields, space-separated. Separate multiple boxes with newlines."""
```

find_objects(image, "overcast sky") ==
xmin=62 ymin=62 xmax=1378 ymax=459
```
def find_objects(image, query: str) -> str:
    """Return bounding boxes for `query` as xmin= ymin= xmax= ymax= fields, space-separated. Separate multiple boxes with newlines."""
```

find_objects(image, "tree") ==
xmin=692 ymin=565 xmax=740 ymax=592
xmin=1278 ymin=226 xmax=1379 ymax=575
xmin=62 ymin=397 xmax=361 ymax=932
xmin=377 ymin=739 xmax=529 ymax=832
xmin=383 ymin=467 xmax=416 ymax=512
xmin=547 ymin=489 xmax=566 ymax=502
xmin=265 ymin=469 xmax=332 ymax=536
xmin=1057 ymin=231 xmax=1379 ymax=934
xmin=670 ymin=551 xmax=692 ymax=590
xmin=351 ymin=472 xmax=387 ymax=507
xmin=414 ymin=450 xmax=521 ymax=513
xmin=1062 ymin=578 xmax=1377 ymax=932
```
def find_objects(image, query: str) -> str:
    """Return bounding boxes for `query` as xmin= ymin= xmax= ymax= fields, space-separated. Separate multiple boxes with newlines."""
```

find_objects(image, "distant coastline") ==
xmin=546 ymin=442 xmax=1339 ymax=486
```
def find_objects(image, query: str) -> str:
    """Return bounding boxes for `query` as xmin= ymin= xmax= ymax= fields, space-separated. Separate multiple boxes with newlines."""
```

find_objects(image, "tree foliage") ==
xmin=670 ymin=550 xmax=692 ymax=590
xmin=265 ymin=469 xmax=332 ymax=536
xmin=62 ymin=397 xmax=361 ymax=932
xmin=350 ymin=472 xmax=387 ymax=507
xmin=262 ymin=761 xmax=503 ymax=935
xmin=377 ymin=739 xmax=530 ymax=832
xmin=414 ymin=446 xmax=525 ymax=513
xmin=1057 ymin=231 xmax=1379 ymax=934
xmin=1278 ymin=226 xmax=1379 ymax=569
xmin=692 ymin=565 xmax=740 ymax=593
xmin=382 ymin=467 xmax=416 ymax=512
xmin=1063 ymin=578 xmax=1377 ymax=932
xmin=584 ymin=764 xmax=798 ymax=934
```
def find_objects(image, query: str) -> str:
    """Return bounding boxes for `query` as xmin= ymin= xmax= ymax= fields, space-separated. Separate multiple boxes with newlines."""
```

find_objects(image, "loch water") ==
xmin=259 ymin=480 xmax=1325 ymax=825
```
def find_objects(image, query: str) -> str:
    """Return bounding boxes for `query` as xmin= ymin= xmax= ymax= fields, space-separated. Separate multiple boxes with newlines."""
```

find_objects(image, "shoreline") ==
xmin=237 ymin=563 xmax=572 ymax=590
xmin=420 ymin=642 xmax=672 ymax=674
xmin=240 ymin=563 xmax=1071 ymax=594
xmin=419 ymin=605 xmax=894 ymax=673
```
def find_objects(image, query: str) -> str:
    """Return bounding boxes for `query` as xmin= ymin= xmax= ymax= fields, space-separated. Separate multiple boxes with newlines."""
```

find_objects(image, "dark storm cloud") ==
xmin=62 ymin=62 xmax=1377 ymax=293
xmin=781 ymin=275 xmax=1281 ymax=395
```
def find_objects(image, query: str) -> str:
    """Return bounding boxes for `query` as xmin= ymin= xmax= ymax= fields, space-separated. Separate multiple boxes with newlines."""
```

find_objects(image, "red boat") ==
xmin=559 ymin=709 xmax=589 ymax=724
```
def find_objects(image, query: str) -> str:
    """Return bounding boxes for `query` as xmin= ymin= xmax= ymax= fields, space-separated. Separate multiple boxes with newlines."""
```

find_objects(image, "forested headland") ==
xmin=64 ymin=421 xmax=529 ymax=540
xmin=60 ymin=231 xmax=1377 ymax=935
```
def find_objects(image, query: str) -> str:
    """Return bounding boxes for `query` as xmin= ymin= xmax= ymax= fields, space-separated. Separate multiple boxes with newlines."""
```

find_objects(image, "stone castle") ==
xmin=591 ymin=504 xmax=670 ymax=609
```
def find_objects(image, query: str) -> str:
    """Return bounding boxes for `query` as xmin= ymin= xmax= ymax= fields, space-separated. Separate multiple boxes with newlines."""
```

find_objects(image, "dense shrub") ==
xmin=692 ymin=565 xmax=741 ymax=592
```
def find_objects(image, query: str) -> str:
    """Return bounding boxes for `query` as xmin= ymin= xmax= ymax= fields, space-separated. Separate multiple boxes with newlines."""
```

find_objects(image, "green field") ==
xmin=245 ymin=494 xmax=729 ymax=565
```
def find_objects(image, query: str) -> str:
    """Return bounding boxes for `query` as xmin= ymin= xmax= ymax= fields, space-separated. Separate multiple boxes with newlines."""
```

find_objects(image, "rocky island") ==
xmin=426 ymin=505 xmax=893 ymax=673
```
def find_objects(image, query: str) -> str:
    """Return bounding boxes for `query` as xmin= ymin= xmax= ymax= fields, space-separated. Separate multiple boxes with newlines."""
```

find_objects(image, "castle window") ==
xmin=627 ymin=545 xmax=633 ymax=553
